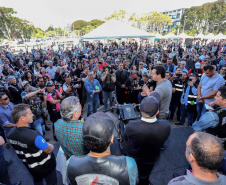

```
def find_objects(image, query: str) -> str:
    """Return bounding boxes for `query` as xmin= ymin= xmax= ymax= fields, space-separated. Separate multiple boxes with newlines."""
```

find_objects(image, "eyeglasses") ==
xmin=2 ymin=97 xmax=9 ymax=101
xmin=39 ymin=81 xmax=44 ymax=82
xmin=139 ymin=64 xmax=144 ymax=65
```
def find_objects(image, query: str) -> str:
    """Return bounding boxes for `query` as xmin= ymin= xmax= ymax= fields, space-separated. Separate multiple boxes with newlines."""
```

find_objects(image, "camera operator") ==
xmin=101 ymin=65 xmax=116 ymax=110
xmin=67 ymin=112 xmax=139 ymax=185
xmin=169 ymin=68 xmax=188 ymax=121
xmin=46 ymin=81 xmax=64 ymax=140
xmin=62 ymin=73 xmax=81 ymax=98
xmin=24 ymin=86 xmax=47 ymax=137
xmin=124 ymin=94 xmax=171 ymax=185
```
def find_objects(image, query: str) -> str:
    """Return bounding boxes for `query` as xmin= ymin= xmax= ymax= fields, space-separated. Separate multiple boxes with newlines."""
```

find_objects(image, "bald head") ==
xmin=187 ymin=132 xmax=224 ymax=171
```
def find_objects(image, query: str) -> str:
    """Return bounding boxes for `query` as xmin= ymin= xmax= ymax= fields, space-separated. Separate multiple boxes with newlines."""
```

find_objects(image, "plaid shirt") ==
xmin=54 ymin=119 xmax=87 ymax=158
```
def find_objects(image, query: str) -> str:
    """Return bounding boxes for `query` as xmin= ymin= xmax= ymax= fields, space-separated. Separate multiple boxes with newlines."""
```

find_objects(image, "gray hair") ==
xmin=181 ymin=61 xmax=186 ymax=65
xmin=11 ymin=104 xmax=30 ymax=123
xmin=60 ymin=96 xmax=80 ymax=121
xmin=87 ymin=70 xmax=93 ymax=76
xmin=8 ymin=76 xmax=16 ymax=84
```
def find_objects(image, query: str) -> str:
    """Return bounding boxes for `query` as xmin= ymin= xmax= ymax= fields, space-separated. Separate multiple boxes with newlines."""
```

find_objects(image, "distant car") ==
xmin=36 ymin=40 xmax=40 ymax=42
xmin=17 ymin=41 xmax=24 ymax=45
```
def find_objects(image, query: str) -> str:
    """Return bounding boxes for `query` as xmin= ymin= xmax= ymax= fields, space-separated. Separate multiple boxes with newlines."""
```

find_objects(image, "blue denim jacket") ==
xmin=84 ymin=79 xmax=102 ymax=102
xmin=192 ymin=107 xmax=226 ymax=132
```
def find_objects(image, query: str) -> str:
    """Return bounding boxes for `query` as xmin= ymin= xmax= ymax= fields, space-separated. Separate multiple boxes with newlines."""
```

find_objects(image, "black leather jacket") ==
xmin=67 ymin=155 xmax=131 ymax=185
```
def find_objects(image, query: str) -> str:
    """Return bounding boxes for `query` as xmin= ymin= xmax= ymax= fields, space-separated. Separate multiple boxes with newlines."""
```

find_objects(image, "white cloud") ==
xmin=0 ymin=0 xmax=217 ymax=30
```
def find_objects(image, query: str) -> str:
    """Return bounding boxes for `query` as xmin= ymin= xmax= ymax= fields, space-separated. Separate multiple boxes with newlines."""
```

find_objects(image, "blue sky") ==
xmin=1 ymin=0 xmax=217 ymax=30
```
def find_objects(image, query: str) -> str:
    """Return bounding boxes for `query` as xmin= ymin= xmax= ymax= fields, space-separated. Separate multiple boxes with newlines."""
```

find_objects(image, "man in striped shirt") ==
xmin=7 ymin=104 xmax=56 ymax=185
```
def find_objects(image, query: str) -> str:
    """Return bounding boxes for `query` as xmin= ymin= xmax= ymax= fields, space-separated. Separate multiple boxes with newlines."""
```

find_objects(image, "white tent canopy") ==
xmin=164 ymin=33 xmax=177 ymax=38
xmin=178 ymin=33 xmax=192 ymax=39
xmin=154 ymin=33 xmax=166 ymax=39
xmin=205 ymin=33 xmax=215 ymax=39
xmin=81 ymin=19 xmax=155 ymax=40
xmin=215 ymin=33 xmax=226 ymax=40
xmin=195 ymin=33 xmax=205 ymax=39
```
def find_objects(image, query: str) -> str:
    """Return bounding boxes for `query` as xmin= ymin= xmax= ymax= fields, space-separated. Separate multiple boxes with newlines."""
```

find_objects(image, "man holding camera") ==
xmin=24 ymin=86 xmax=47 ymax=136
xmin=170 ymin=69 xmax=188 ymax=121
xmin=101 ymin=66 xmax=116 ymax=110
xmin=46 ymin=81 xmax=64 ymax=139
xmin=62 ymin=73 xmax=81 ymax=98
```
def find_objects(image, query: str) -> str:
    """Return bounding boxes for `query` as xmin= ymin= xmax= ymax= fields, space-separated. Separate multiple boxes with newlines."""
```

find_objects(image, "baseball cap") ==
xmin=140 ymin=92 xmax=160 ymax=117
xmin=83 ymin=112 xmax=115 ymax=144
xmin=204 ymin=50 xmax=208 ymax=52
xmin=63 ymin=73 xmax=70 ymax=79
xmin=22 ymin=81 xmax=29 ymax=87
xmin=27 ymin=86 xmax=36 ymax=92
xmin=46 ymin=81 xmax=54 ymax=87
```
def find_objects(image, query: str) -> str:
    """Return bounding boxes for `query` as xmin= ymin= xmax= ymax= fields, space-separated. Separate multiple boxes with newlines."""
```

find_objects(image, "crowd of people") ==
xmin=0 ymin=39 xmax=226 ymax=185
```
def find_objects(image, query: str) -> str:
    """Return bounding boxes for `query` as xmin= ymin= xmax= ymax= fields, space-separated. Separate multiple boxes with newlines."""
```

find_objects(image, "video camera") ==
xmin=70 ymin=77 xmax=81 ymax=88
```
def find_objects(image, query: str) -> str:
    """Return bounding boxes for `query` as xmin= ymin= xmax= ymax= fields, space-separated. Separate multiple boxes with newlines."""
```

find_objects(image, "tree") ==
xmin=45 ymin=26 xmax=54 ymax=32
xmin=170 ymin=27 xmax=177 ymax=34
xmin=71 ymin=20 xmax=88 ymax=31
xmin=181 ymin=0 xmax=226 ymax=34
xmin=32 ymin=28 xmax=44 ymax=39
xmin=0 ymin=7 xmax=17 ymax=40
xmin=105 ymin=10 xmax=127 ymax=21
xmin=89 ymin=19 xmax=105 ymax=28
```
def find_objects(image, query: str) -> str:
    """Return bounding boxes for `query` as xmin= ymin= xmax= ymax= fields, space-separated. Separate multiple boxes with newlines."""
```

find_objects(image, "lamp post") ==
xmin=183 ymin=16 xmax=187 ymax=33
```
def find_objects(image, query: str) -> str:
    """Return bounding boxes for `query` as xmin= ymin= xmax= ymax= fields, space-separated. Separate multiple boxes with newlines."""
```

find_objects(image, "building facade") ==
xmin=162 ymin=8 xmax=185 ymax=33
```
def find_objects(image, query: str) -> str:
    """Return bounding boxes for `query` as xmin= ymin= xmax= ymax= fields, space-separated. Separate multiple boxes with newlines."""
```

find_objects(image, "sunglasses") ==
xmin=2 ymin=97 xmax=9 ymax=101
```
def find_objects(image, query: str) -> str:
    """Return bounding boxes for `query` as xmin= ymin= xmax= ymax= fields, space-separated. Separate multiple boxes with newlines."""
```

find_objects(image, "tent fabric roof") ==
xmin=81 ymin=19 xmax=155 ymax=39
xmin=205 ymin=33 xmax=215 ymax=39
xmin=195 ymin=33 xmax=205 ymax=38
xmin=215 ymin=33 xmax=225 ymax=39
xmin=164 ymin=33 xmax=177 ymax=38
xmin=178 ymin=33 xmax=192 ymax=38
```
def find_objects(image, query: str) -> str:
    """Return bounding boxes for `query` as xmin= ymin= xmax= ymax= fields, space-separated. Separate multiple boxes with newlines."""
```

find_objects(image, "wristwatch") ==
xmin=199 ymin=96 xmax=202 ymax=100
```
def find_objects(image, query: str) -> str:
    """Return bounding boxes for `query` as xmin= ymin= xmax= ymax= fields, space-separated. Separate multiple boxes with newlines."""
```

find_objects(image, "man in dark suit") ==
xmin=124 ymin=93 xmax=171 ymax=185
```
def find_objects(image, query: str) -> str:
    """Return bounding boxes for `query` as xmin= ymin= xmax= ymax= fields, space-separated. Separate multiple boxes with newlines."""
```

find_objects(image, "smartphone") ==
xmin=205 ymin=104 xmax=213 ymax=110
xmin=177 ymin=74 xmax=182 ymax=77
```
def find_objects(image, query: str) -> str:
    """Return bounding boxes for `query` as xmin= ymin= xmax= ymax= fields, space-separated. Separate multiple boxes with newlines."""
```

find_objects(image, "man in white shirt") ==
xmin=46 ymin=61 xmax=56 ymax=81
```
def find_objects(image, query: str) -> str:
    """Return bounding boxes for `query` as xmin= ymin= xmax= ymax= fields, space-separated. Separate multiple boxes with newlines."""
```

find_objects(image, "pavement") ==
xmin=4 ymin=103 xmax=193 ymax=185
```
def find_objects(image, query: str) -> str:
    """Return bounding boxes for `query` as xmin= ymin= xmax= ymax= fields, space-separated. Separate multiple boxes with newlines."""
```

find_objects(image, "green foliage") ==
xmin=170 ymin=27 xmax=177 ymax=34
xmin=45 ymin=26 xmax=54 ymax=32
xmin=188 ymin=28 xmax=198 ymax=36
xmin=128 ymin=11 xmax=172 ymax=33
xmin=181 ymin=0 xmax=226 ymax=34
xmin=105 ymin=10 xmax=127 ymax=21
xmin=32 ymin=28 xmax=44 ymax=39
xmin=71 ymin=20 xmax=88 ymax=31
xmin=71 ymin=19 xmax=105 ymax=36
xmin=89 ymin=19 xmax=105 ymax=28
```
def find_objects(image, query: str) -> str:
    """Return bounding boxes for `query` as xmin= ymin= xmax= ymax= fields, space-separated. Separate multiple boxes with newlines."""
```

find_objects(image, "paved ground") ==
xmin=4 ymin=103 xmax=193 ymax=185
